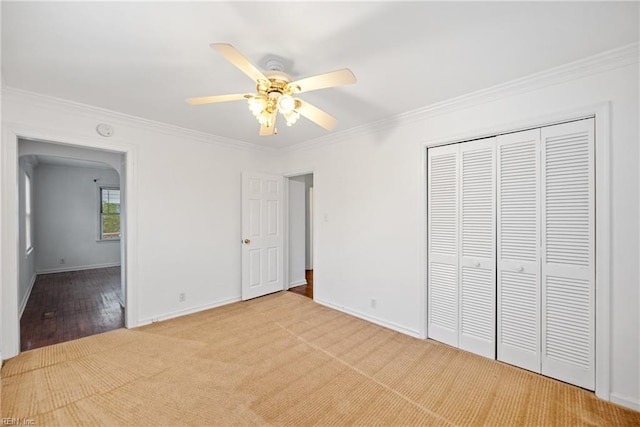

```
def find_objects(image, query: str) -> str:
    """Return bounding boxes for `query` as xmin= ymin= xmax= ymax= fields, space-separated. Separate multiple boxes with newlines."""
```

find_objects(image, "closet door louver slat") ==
xmin=541 ymin=119 xmax=595 ymax=391
xmin=496 ymin=129 xmax=541 ymax=373
xmin=458 ymin=138 xmax=496 ymax=358
xmin=427 ymin=144 xmax=459 ymax=347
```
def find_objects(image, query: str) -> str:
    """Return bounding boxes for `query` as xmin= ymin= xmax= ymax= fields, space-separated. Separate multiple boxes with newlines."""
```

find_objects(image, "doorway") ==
xmin=17 ymin=140 xmax=126 ymax=351
xmin=287 ymin=173 xmax=314 ymax=299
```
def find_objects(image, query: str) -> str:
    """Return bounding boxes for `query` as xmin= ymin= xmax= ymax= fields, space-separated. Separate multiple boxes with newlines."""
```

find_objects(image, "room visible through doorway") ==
xmin=17 ymin=139 xmax=126 ymax=351
xmin=287 ymin=174 xmax=313 ymax=299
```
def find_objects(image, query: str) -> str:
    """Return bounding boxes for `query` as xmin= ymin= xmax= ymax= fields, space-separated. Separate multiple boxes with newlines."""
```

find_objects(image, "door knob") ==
xmin=243 ymin=239 xmax=250 ymax=244
xmin=474 ymin=261 xmax=481 ymax=267
xmin=517 ymin=266 xmax=524 ymax=272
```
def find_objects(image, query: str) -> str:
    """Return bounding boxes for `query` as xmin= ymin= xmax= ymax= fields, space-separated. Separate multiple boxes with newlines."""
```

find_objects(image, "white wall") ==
xmin=288 ymin=177 xmax=306 ymax=287
xmin=17 ymin=157 xmax=36 ymax=317
xmin=279 ymin=60 xmax=639 ymax=408
xmin=1 ymin=87 xmax=279 ymax=360
xmin=33 ymin=163 xmax=121 ymax=273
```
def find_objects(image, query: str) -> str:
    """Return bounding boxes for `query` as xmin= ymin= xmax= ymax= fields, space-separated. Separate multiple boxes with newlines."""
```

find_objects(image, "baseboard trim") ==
xmin=315 ymin=298 xmax=421 ymax=338
xmin=610 ymin=392 xmax=640 ymax=412
xmin=288 ymin=279 xmax=307 ymax=288
xmin=136 ymin=296 xmax=242 ymax=327
xmin=37 ymin=262 xmax=121 ymax=274
xmin=19 ymin=272 xmax=37 ymax=319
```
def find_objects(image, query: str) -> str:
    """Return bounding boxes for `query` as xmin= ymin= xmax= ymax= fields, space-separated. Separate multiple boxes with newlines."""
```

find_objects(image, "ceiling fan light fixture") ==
xmin=256 ymin=79 xmax=271 ymax=93
xmin=284 ymin=110 xmax=300 ymax=127
xmin=258 ymin=110 xmax=273 ymax=127
xmin=278 ymin=94 xmax=296 ymax=113
xmin=286 ymin=84 xmax=301 ymax=94
xmin=248 ymin=95 xmax=267 ymax=116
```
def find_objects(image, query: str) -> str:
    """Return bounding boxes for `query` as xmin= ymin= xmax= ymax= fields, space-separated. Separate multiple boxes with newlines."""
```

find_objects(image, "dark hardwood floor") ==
xmin=20 ymin=266 xmax=124 ymax=351
xmin=288 ymin=270 xmax=313 ymax=299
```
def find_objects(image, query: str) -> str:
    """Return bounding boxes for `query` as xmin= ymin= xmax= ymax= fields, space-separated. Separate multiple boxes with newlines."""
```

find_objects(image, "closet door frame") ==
xmin=420 ymin=102 xmax=611 ymax=401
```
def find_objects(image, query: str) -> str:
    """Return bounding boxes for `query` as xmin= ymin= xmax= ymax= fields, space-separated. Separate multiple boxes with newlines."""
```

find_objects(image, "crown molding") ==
xmin=3 ymin=42 xmax=637 ymax=155
xmin=1 ymin=86 xmax=276 ymax=153
xmin=283 ymin=41 xmax=640 ymax=153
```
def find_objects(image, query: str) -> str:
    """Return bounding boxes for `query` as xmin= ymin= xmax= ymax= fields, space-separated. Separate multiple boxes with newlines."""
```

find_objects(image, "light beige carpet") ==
xmin=2 ymin=291 xmax=639 ymax=426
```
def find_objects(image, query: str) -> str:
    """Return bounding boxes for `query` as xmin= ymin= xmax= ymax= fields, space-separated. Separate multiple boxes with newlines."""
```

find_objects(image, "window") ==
xmin=25 ymin=173 xmax=32 ymax=252
xmin=100 ymin=187 xmax=121 ymax=240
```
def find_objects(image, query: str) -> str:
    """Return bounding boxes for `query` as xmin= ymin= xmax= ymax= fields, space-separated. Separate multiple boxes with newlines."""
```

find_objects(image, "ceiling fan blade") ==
xmin=259 ymin=109 xmax=278 ymax=136
xmin=289 ymin=68 xmax=356 ymax=93
xmin=186 ymin=93 xmax=247 ymax=106
xmin=211 ymin=43 xmax=268 ymax=83
xmin=297 ymin=101 xmax=337 ymax=131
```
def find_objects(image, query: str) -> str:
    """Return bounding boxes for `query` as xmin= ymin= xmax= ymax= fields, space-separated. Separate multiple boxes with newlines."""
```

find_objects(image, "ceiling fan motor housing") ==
xmin=264 ymin=58 xmax=285 ymax=72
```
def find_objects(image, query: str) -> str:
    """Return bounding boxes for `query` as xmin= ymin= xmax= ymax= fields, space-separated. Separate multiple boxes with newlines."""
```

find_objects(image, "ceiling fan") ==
xmin=187 ymin=43 xmax=356 ymax=136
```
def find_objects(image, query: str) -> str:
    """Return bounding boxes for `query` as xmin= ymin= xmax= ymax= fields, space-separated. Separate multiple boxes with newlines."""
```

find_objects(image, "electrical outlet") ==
xmin=370 ymin=298 xmax=377 ymax=309
xmin=179 ymin=292 xmax=186 ymax=302
xmin=60 ymin=258 xmax=65 ymax=265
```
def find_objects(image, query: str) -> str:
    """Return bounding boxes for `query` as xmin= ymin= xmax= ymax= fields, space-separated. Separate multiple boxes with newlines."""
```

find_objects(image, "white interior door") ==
xmin=427 ymin=144 xmax=459 ymax=347
xmin=241 ymin=172 xmax=284 ymax=300
xmin=458 ymin=137 xmax=496 ymax=358
xmin=496 ymin=128 xmax=541 ymax=372
xmin=541 ymin=119 xmax=595 ymax=390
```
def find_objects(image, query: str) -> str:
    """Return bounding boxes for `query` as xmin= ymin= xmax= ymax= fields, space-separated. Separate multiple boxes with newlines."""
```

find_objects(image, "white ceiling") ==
xmin=2 ymin=2 xmax=638 ymax=148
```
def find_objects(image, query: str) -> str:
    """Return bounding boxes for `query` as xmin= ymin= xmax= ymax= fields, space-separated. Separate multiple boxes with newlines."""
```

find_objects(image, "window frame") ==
xmin=25 ymin=172 xmax=33 ymax=254
xmin=98 ymin=185 xmax=121 ymax=241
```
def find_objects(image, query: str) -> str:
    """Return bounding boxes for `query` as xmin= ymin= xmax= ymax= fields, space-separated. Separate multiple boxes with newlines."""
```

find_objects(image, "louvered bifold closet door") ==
xmin=428 ymin=144 xmax=459 ymax=347
xmin=497 ymin=129 xmax=541 ymax=373
xmin=541 ymin=119 xmax=595 ymax=390
xmin=458 ymin=138 xmax=496 ymax=358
